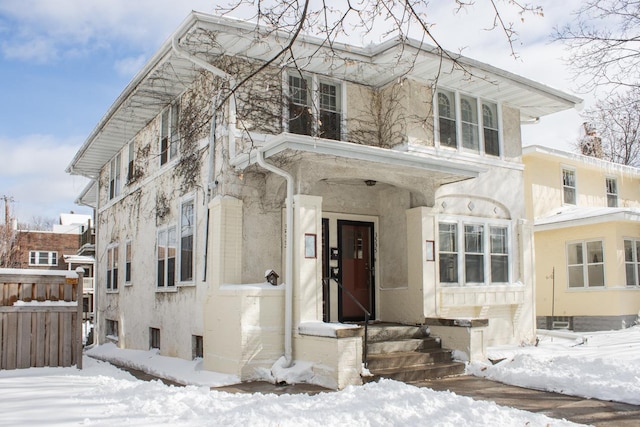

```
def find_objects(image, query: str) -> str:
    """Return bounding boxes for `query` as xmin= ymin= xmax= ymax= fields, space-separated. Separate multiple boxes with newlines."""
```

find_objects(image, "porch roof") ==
xmin=67 ymin=12 xmax=581 ymax=180
xmin=232 ymin=133 xmax=485 ymax=184
xmin=535 ymin=206 xmax=640 ymax=231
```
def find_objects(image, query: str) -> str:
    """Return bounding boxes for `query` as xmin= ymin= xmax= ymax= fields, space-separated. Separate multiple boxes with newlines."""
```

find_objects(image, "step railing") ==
xmin=322 ymin=277 xmax=371 ymax=368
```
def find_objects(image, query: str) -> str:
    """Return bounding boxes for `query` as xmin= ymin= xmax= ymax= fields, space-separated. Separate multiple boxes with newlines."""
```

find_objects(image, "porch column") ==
xmin=406 ymin=207 xmax=437 ymax=319
xmin=293 ymin=195 xmax=323 ymax=326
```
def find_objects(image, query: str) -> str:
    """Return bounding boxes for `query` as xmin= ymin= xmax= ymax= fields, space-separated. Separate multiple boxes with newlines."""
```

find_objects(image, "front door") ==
xmin=337 ymin=220 xmax=375 ymax=322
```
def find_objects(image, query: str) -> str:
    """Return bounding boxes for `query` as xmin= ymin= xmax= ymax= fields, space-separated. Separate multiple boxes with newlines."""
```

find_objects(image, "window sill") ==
xmin=124 ymin=282 xmax=132 ymax=287
xmin=106 ymin=290 xmax=119 ymax=294
xmin=177 ymin=282 xmax=196 ymax=288
xmin=156 ymin=287 xmax=178 ymax=293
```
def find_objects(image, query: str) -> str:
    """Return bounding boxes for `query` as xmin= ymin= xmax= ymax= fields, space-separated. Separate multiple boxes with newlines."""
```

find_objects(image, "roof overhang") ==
xmin=535 ymin=207 xmax=640 ymax=232
xmin=67 ymin=12 xmax=581 ymax=180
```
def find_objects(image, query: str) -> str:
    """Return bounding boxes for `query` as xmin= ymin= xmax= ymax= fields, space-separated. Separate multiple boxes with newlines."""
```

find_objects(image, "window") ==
xmin=460 ymin=95 xmax=479 ymax=151
xmin=109 ymin=153 xmax=121 ymax=200
xmin=606 ymin=177 xmax=618 ymax=207
xmin=125 ymin=241 xmax=132 ymax=284
xmin=436 ymin=89 xmax=501 ymax=156
xmin=127 ymin=141 xmax=135 ymax=183
xmin=438 ymin=221 xmax=510 ymax=285
xmin=288 ymin=74 xmax=312 ymax=136
xmin=150 ymin=327 xmax=160 ymax=350
xmin=157 ymin=226 xmax=176 ymax=288
xmin=106 ymin=245 xmax=118 ymax=291
xmin=29 ymin=251 xmax=57 ymax=266
xmin=624 ymin=239 xmax=640 ymax=286
xmin=439 ymin=223 xmax=458 ymax=283
xmin=464 ymin=224 xmax=484 ymax=283
xmin=160 ymin=103 xmax=180 ymax=165
xmin=437 ymin=90 xmax=457 ymax=148
xmin=490 ymin=226 xmax=509 ymax=283
xmin=192 ymin=335 xmax=203 ymax=359
xmin=562 ymin=168 xmax=576 ymax=205
xmin=180 ymin=199 xmax=194 ymax=282
xmin=318 ymin=81 xmax=341 ymax=140
xmin=287 ymin=73 xmax=342 ymax=140
xmin=482 ymin=102 xmax=500 ymax=156
xmin=567 ymin=241 xmax=604 ymax=288
xmin=106 ymin=319 xmax=119 ymax=340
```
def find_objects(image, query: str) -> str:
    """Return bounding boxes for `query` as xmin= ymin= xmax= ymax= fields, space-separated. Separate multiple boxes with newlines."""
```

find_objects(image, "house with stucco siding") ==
xmin=67 ymin=12 xmax=580 ymax=389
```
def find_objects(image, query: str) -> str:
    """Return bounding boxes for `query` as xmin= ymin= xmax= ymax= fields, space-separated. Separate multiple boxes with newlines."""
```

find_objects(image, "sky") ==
xmin=0 ymin=0 xmax=590 ymax=225
xmin=2 ymin=326 xmax=640 ymax=425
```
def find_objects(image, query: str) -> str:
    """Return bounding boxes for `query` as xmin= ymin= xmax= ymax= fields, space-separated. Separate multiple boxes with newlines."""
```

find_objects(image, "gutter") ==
xmin=256 ymin=150 xmax=294 ymax=368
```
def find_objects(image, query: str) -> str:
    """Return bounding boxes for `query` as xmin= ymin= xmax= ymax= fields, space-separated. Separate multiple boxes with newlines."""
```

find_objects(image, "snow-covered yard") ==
xmin=0 ymin=326 xmax=639 ymax=426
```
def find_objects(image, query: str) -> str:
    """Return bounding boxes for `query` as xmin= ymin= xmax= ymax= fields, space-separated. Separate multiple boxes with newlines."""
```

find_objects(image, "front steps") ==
xmin=363 ymin=324 xmax=465 ymax=383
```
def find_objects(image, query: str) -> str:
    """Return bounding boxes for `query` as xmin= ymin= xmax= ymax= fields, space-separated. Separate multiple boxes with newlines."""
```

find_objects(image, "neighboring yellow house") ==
xmin=523 ymin=145 xmax=640 ymax=331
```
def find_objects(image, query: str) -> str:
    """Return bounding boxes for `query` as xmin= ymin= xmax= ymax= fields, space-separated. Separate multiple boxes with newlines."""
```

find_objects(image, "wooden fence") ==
xmin=0 ymin=268 xmax=83 ymax=370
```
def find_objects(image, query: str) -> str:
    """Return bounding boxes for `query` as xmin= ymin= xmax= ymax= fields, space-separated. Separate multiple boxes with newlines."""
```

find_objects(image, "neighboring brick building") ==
xmin=14 ymin=230 xmax=81 ymax=271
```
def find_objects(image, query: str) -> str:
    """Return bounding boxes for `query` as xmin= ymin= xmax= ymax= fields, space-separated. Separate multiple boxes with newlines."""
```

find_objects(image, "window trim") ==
xmin=124 ymin=240 xmax=132 ymax=285
xmin=157 ymin=225 xmax=177 ymax=290
xmin=160 ymin=102 xmax=180 ymax=166
xmin=566 ymin=239 xmax=605 ymax=289
xmin=435 ymin=88 xmax=503 ymax=157
xmin=109 ymin=153 xmax=121 ymax=200
xmin=624 ymin=238 xmax=640 ymax=287
xmin=179 ymin=196 xmax=195 ymax=284
xmin=106 ymin=244 xmax=119 ymax=292
xmin=605 ymin=176 xmax=618 ymax=208
xmin=285 ymin=72 xmax=345 ymax=141
xmin=28 ymin=250 xmax=58 ymax=266
xmin=561 ymin=166 xmax=577 ymax=206
xmin=437 ymin=217 xmax=512 ymax=286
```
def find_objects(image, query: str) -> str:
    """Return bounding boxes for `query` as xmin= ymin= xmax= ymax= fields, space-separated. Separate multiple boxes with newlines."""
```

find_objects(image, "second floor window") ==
xmin=125 ymin=241 xmax=132 ymax=284
xmin=562 ymin=168 xmax=576 ymax=205
xmin=160 ymin=103 xmax=180 ymax=166
xmin=180 ymin=199 xmax=194 ymax=282
xmin=436 ymin=89 xmax=501 ymax=157
xmin=29 ymin=251 xmax=57 ymax=266
xmin=127 ymin=141 xmax=135 ymax=183
xmin=109 ymin=153 xmax=121 ymax=200
xmin=606 ymin=177 xmax=618 ymax=207
xmin=287 ymin=73 xmax=342 ymax=141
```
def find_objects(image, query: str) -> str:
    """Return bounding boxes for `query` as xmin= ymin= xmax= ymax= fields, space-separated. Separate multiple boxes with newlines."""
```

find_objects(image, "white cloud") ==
xmin=114 ymin=54 xmax=149 ymax=77
xmin=0 ymin=134 xmax=90 ymax=222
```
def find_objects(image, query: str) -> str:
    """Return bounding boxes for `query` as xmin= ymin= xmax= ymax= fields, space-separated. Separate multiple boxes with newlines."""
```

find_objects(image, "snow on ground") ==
xmin=2 ymin=327 xmax=640 ymax=426
xmin=468 ymin=325 xmax=640 ymax=405
xmin=0 ymin=357 xmax=579 ymax=427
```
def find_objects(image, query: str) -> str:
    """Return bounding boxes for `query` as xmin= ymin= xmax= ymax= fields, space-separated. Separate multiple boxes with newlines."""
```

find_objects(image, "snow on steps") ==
xmin=364 ymin=324 xmax=465 ymax=383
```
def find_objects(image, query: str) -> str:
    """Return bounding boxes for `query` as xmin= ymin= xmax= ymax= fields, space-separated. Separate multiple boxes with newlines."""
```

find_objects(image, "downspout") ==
xmin=257 ymin=149 xmax=294 ymax=368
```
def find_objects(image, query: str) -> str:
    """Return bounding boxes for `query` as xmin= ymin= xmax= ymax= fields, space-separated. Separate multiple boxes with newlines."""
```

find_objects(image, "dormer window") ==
xmin=436 ymin=89 xmax=501 ymax=157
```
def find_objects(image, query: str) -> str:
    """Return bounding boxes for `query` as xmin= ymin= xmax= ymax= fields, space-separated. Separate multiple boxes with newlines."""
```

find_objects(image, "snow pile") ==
xmin=86 ymin=342 xmax=239 ymax=387
xmin=0 ymin=359 xmax=580 ymax=426
xmin=469 ymin=326 xmax=640 ymax=405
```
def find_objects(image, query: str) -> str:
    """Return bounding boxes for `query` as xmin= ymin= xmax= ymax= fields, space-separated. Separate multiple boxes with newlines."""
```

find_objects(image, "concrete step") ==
xmin=366 ymin=349 xmax=453 ymax=370
xmin=367 ymin=324 xmax=428 ymax=342
xmin=365 ymin=361 xmax=466 ymax=383
xmin=367 ymin=337 xmax=441 ymax=354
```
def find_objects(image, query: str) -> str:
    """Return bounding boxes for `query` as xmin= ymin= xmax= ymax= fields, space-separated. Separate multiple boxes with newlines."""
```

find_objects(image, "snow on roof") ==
xmin=523 ymin=145 xmax=640 ymax=177
xmin=59 ymin=213 xmax=92 ymax=226
xmin=63 ymin=254 xmax=95 ymax=264
xmin=535 ymin=206 xmax=640 ymax=231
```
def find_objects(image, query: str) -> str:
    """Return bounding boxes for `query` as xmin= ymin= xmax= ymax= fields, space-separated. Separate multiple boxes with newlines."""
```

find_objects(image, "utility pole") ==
xmin=2 ymin=195 xmax=12 ymax=226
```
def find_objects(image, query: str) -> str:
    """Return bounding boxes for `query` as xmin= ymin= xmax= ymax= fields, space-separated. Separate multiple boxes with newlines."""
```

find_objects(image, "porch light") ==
xmin=265 ymin=269 xmax=279 ymax=286
xmin=364 ymin=180 xmax=376 ymax=187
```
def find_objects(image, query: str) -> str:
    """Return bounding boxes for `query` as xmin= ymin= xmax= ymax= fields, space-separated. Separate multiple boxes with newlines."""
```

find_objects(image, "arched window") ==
xmin=437 ymin=91 xmax=456 ymax=148
xmin=482 ymin=102 xmax=500 ymax=156
xmin=460 ymin=96 xmax=479 ymax=151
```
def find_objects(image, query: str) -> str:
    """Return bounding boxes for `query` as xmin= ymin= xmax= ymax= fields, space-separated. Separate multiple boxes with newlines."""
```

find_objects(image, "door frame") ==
xmin=337 ymin=219 xmax=376 ymax=322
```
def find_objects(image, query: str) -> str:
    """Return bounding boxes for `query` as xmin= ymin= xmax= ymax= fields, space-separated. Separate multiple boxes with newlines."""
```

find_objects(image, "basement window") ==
xmin=150 ymin=327 xmax=161 ymax=350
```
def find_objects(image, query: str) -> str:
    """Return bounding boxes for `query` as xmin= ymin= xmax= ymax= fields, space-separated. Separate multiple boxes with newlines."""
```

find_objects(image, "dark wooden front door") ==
xmin=338 ymin=220 xmax=375 ymax=322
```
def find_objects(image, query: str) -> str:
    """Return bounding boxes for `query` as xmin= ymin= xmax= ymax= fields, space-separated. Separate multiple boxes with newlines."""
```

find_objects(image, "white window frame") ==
xmin=127 ymin=140 xmax=136 ymax=183
xmin=28 ymin=250 xmax=58 ymax=266
xmin=124 ymin=240 xmax=132 ymax=285
xmin=566 ymin=239 xmax=605 ymax=288
xmin=109 ymin=153 xmax=121 ymax=200
xmin=106 ymin=244 xmax=118 ymax=292
xmin=285 ymin=72 xmax=344 ymax=141
xmin=179 ymin=196 xmax=195 ymax=284
xmin=562 ymin=167 xmax=577 ymax=205
xmin=623 ymin=238 xmax=640 ymax=287
xmin=157 ymin=225 xmax=177 ymax=289
xmin=605 ymin=177 xmax=618 ymax=208
xmin=160 ymin=102 xmax=180 ymax=166
xmin=437 ymin=217 xmax=512 ymax=286
xmin=435 ymin=88 xmax=503 ymax=157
